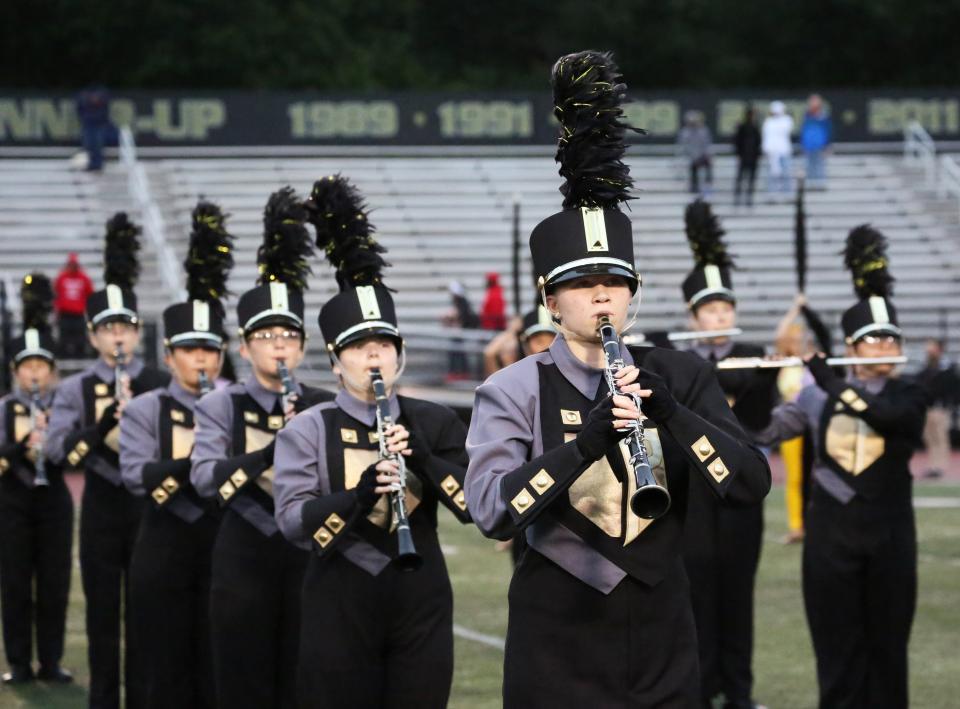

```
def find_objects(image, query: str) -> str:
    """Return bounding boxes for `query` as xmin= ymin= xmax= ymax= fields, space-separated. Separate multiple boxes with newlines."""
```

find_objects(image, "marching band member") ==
xmin=273 ymin=175 xmax=472 ymax=709
xmin=120 ymin=201 xmax=235 ymax=708
xmin=679 ymin=199 xmax=777 ymax=709
xmin=189 ymin=188 xmax=332 ymax=709
xmin=0 ymin=274 xmax=73 ymax=685
xmin=46 ymin=214 xmax=169 ymax=709
xmin=755 ymin=226 xmax=925 ymax=709
xmin=464 ymin=51 xmax=771 ymax=707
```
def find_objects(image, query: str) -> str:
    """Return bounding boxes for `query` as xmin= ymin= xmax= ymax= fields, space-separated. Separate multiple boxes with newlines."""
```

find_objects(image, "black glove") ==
xmin=260 ymin=439 xmax=276 ymax=466
xmin=635 ymin=368 xmax=678 ymax=423
xmin=576 ymin=396 xmax=629 ymax=462
xmin=807 ymin=353 xmax=841 ymax=392
xmin=404 ymin=428 xmax=432 ymax=469
xmin=354 ymin=462 xmax=381 ymax=513
xmin=96 ymin=402 xmax=120 ymax=439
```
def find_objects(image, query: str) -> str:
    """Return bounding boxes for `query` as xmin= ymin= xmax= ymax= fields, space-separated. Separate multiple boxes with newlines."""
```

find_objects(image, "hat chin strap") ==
xmin=539 ymin=284 xmax=643 ymax=341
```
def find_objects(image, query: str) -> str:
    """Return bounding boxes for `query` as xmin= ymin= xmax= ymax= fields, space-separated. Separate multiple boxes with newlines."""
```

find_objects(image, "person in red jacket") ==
xmin=53 ymin=254 xmax=94 ymax=358
xmin=479 ymin=272 xmax=507 ymax=331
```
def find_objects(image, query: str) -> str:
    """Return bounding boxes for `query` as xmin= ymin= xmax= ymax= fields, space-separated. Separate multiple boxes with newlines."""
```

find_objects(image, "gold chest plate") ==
xmin=565 ymin=425 xmax=667 ymax=546
xmin=13 ymin=413 xmax=38 ymax=464
xmin=342 ymin=446 xmax=422 ymax=531
xmin=825 ymin=412 xmax=884 ymax=476
xmin=245 ymin=426 xmax=277 ymax=496
xmin=171 ymin=423 xmax=195 ymax=461
xmin=95 ymin=396 xmax=120 ymax=453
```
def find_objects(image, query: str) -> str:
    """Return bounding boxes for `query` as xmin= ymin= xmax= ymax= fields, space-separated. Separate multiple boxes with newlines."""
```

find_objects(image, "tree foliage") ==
xmin=4 ymin=0 xmax=958 ymax=89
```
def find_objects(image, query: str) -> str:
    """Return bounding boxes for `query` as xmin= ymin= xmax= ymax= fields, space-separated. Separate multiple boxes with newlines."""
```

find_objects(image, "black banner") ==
xmin=2 ymin=89 xmax=959 ymax=147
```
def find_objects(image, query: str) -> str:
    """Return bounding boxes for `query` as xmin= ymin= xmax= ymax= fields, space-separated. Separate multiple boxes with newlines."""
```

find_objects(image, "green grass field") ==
xmin=1 ymin=483 xmax=957 ymax=708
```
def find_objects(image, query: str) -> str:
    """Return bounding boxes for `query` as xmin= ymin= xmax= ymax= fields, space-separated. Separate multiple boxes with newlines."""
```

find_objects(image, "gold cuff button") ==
xmin=441 ymin=474 xmax=459 ymax=495
xmin=530 ymin=469 xmax=555 ymax=494
xmin=710 ymin=457 xmax=730 ymax=482
xmin=511 ymin=490 xmax=533 ymax=514
xmin=325 ymin=513 xmax=345 ymax=533
xmin=692 ymin=435 xmax=715 ymax=462
xmin=313 ymin=527 xmax=333 ymax=548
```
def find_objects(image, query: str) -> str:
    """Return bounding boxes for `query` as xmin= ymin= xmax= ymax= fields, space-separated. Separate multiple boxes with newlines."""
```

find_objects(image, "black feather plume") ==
xmin=103 ymin=212 xmax=141 ymax=290
xmin=257 ymin=187 xmax=313 ymax=291
xmin=306 ymin=174 xmax=390 ymax=292
xmin=795 ymin=178 xmax=807 ymax=293
xmin=184 ymin=200 xmax=235 ymax=320
xmin=552 ymin=50 xmax=645 ymax=210
xmin=684 ymin=199 xmax=734 ymax=268
xmin=843 ymin=225 xmax=894 ymax=299
xmin=20 ymin=273 xmax=53 ymax=332
xmin=800 ymin=305 xmax=833 ymax=357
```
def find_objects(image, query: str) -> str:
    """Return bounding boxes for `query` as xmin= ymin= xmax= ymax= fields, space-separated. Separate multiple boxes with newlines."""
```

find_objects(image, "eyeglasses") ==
xmin=100 ymin=321 xmax=137 ymax=334
xmin=248 ymin=330 xmax=302 ymax=343
xmin=860 ymin=334 xmax=900 ymax=345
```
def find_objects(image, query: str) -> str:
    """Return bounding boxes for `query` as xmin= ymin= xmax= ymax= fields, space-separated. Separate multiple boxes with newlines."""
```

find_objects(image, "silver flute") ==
xmin=716 ymin=355 xmax=908 ymax=370
xmin=597 ymin=317 xmax=671 ymax=520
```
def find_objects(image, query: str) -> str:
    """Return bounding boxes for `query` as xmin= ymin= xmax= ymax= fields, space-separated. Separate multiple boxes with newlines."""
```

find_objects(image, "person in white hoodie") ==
xmin=762 ymin=100 xmax=794 ymax=193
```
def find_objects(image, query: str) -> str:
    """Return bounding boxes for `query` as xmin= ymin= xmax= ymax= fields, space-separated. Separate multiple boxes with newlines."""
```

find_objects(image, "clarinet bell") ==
xmin=628 ymin=462 xmax=672 ymax=520
xmin=394 ymin=529 xmax=423 ymax=572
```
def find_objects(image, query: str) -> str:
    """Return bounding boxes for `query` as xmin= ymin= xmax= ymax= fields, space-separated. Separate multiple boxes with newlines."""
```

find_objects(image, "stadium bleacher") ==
xmin=2 ymin=152 xmax=957 ymax=385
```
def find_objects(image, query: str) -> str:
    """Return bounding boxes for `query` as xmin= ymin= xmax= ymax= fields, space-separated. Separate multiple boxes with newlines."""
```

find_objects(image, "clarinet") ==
xmin=198 ymin=370 xmax=213 ymax=396
xmin=29 ymin=382 xmax=50 ymax=487
xmin=370 ymin=367 xmax=422 ymax=572
xmin=276 ymin=360 xmax=294 ymax=412
xmin=114 ymin=344 xmax=129 ymax=406
xmin=597 ymin=316 xmax=671 ymax=519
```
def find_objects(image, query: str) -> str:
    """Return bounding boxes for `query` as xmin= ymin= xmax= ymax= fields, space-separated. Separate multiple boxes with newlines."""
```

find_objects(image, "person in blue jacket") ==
xmin=801 ymin=94 xmax=832 ymax=189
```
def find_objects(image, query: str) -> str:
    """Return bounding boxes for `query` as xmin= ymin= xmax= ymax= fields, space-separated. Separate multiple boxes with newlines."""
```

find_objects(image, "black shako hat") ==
xmin=840 ymin=225 xmax=901 ymax=343
xmin=236 ymin=187 xmax=313 ymax=337
xmin=10 ymin=272 xmax=56 ymax=365
xmin=163 ymin=200 xmax=235 ymax=349
xmin=306 ymin=174 xmax=401 ymax=353
xmin=85 ymin=212 xmax=140 ymax=329
xmin=530 ymin=50 xmax=643 ymax=295
xmin=680 ymin=199 xmax=736 ymax=310
xmin=521 ymin=305 xmax=558 ymax=341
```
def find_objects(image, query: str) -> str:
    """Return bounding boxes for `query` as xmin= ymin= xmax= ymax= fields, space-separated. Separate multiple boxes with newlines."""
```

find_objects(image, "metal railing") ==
xmin=903 ymin=120 xmax=960 ymax=221
xmin=903 ymin=120 xmax=937 ymax=187
xmin=119 ymin=127 xmax=182 ymax=300
xmin=938 ymin=154 xmax=960 ymax=222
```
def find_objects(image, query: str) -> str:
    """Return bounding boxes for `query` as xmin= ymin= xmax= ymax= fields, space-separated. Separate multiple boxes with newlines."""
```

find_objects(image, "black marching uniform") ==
xmin=46 ymin=215 xmax=170 ymax=709
xmin=464 ymin=52 xmax=771 ymax=709
xmin=119 ymin=202 xmax=235 ymax=709
xmin=189 ymin=188 xmax=332 ymax=709
xmin=0 ymin=283 xmax=73 ymax=683
xmin=273 ymin=174 xmax=471 ymax=708
xmin=757 ymin=226 xmax=925 ymax=709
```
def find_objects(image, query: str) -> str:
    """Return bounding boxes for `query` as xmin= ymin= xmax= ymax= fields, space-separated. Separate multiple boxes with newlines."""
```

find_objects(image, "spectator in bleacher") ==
xmin=479 ymin=272 xmax=507 ymax=331
xmin=801 ymin=94 xmax=833 ymax=190
xmin=76 ymin=86 xmax=111 ymax=173
xmin=53 ymin=253 xmax=93 ymax=358
xmin=441 ymin=280 xmax=478 ymax=381
xmin=677 ymin=110 xmax=713 ymax=196
xmin=762 ymin=100 xmax=794 ymax=194
xmin=733 ymin=106 xmax=762 ymax=207
xmin=917 ymin=338 xmax=960 ymax=478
